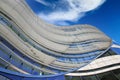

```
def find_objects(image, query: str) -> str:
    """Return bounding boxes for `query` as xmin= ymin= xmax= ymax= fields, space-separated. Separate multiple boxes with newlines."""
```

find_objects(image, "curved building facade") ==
xmin=0 ymin=0 xmax=119 ymax=80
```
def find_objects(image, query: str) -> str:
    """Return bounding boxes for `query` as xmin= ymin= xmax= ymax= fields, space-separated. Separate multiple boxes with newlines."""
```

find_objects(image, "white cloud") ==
xmin=37 ymin=0 xmax=106 ymax=25
xmin=35 ymin=0 xmax=49 ymax=6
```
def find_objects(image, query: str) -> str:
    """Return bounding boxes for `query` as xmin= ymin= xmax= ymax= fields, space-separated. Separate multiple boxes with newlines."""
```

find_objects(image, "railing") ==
xmin=0 ymin=67 xmax=65 ymax=80
xmin=0 ymin=41 xmax=45 ymax=75
xmin=0 ymin=35 xmax=60 ymax=74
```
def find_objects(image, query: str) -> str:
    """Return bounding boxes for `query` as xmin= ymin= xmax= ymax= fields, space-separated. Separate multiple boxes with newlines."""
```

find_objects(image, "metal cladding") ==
xmin=0 ymin=0 xmax=111 ymax=78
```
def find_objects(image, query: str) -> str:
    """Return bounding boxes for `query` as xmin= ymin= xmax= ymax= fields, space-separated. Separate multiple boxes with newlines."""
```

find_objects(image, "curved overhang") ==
xmin=66 ymin=43 xmax=120 ymax=76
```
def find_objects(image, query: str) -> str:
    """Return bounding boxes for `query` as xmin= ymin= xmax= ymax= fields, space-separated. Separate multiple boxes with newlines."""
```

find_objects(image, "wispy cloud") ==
xmin=37 ymin=0 xmax=106 ymax=25
xmin=35 ymin=0 xmax=49 ymax=6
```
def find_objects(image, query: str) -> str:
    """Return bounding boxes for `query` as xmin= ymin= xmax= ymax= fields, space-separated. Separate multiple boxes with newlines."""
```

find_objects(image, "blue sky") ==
xmin=26 ymin=0 xmax=120 ymax=44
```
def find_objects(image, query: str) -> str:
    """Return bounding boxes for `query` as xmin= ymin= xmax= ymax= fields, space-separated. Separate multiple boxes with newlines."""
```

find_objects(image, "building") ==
xmin=0 ymin=0 xmax=120 ymax=80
